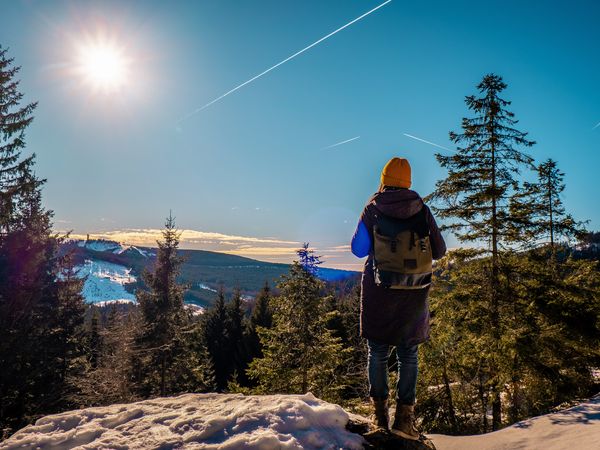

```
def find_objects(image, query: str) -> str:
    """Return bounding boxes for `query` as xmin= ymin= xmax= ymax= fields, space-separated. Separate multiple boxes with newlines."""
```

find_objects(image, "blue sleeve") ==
xmin=351 ymin=220 xmax=371 ymax=258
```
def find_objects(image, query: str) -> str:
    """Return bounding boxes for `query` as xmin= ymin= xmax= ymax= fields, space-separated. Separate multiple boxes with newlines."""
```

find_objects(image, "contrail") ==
xmin=403 ymin=133 xmax=452 ymax=151
xmin=178 ymin=0 xmax=392 ymax=123
xmin=593 ymin=121 xmax=600 ymax=130
xmin=322 ymin=135 xmax=361 ymax=150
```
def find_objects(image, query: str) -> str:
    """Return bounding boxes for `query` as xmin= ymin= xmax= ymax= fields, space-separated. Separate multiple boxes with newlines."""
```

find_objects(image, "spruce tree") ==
xmin=247 ymin=248 xmax=350 ymax=402
xmin=88 ymin=307 xmax=102 ymax=369
xmin=509 ymin=158 xmax=585 ymax=259
xmin=0 ymin=46 xmax=40 ymax=234
xmin=225 ymin=287 xmax=250 ymax=385
xmin=76 ymin=307 xmax=140 ymax=406
xmin=251 ymin=281 xmax=273 ymax=331
xmin=297 ymin=242 xmax=322 ymax=276
xmin=135 ymin=213 xmax=208 ymax=396
xmin=0 ymin=46 xmax=85 ymax=433
xmin=419 ymin=250 xmax=499 ymax=434
xmin=429 ymin=74 xmax=535 ymax=429
xmin=248 ymin=281 xmax=273 ymax=361
xmin=202 ymin=286 xmax=230 ymax=390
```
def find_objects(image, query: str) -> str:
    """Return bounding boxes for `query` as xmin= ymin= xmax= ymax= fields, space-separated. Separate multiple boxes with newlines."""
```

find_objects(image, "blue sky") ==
xmin=1 ymin=0 xmax=599 ymax=269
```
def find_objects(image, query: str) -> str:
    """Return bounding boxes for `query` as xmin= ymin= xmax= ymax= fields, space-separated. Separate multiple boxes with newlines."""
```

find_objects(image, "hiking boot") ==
xmin=370 ymin=397 xmax=390 ymax=430
xmin=391 ymin=404 xmax=420 ymax=440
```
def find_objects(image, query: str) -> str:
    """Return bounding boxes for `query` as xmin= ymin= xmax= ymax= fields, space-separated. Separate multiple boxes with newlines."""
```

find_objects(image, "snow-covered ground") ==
xmin=431 ymin=394 xmax=600 ymax=450
xmin=75 ymin=259 xmax=137 ymax=304
xmin=2 ymin=393 xmax=599 ymax=449
xmin=1 ymin=393 xmax=365 ymax=450
xmin=185 ymin=304 xmax=206 ymax=316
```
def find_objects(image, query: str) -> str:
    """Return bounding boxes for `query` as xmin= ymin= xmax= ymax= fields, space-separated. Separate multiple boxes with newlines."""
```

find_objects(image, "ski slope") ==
xmin=75 ymin=259 xmax=137 ymax=304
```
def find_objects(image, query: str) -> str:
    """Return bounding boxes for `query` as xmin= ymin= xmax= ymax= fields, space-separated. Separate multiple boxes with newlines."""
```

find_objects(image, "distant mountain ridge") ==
xmin=62 ymin=239 xmax=358 ymax=307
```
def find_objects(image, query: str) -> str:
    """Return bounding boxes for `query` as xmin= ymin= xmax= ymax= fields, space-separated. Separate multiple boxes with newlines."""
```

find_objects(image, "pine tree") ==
xmin=0 ymin=46 xmax=85 ymax=433
xmin=332 ymin=284 xmax=369 ymax=402
xmin=251 ymin=281 xmax=273 ymax=331
xmin=76 ymin=307 xmax=140 ymax=406
xmin=247 ymin=247 xmax=350 ymax=402
xmin=135 ymin=213 xmax=208 ymax=397
xmin=202 ymin=286 xmax=230 ymax=390
xmin=428 ymin=74 xmax=535 ymax=429
xmin=502 ymin=251 xmax=600 ymax=418
xmin=225 ymin=287 xmax=250 ymax=385
xmin=419 ymin=250 xmax=500 ymax=434
xmin=510 ymin=158 xmax=585 ymax=259
xmin=248 ymin=281 xmax=273 ymax=361
xmin=88 ymin=307 xmax=102 ymax=369
xmin=297 ymin=242 xmax=322 ymax=276
xmin=0 ymin=46 xmax=40 ymax=235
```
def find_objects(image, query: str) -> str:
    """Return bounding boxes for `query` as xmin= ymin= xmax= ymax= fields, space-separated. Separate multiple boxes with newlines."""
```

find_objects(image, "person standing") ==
xmin=351 ymin=157 xmax=446 ymax=440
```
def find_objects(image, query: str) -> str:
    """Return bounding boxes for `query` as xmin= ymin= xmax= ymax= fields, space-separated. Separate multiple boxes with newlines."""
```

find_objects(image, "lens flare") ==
xmin=76 ymin=40 xmax=130 ymax=92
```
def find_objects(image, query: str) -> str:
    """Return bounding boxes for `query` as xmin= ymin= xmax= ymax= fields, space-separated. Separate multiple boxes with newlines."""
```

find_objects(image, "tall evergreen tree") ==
xmin=251 ymin=281 xmax=273 ymax=331
xmin=248 ymin=281 xmax=273 ymax=360
xmin=247 ymin=248 xmax=350 ymax=402
xmin=510 ymin=158 xmax=585 ymax=259
xmin=76 ymin=307 xmax=141 ymax=407
xmin=297 ymin=242 xmax=322 ymax=276
xmin=202 ymin=286 xmax=230 ymax=390
xmin=135 ymin=213 xmax=209 ymax=397
xmin=0 ymin=46 xmax=40 ymax=235
xmin=429 ymin=74 xmax=535 ymax=429
xmin=88 ymin=307 xmax=102 ymax=369
xmin=225 ymin=287 xmax=250 ymax=385
xmin=0 ymin=46 xmax=85 ymax=434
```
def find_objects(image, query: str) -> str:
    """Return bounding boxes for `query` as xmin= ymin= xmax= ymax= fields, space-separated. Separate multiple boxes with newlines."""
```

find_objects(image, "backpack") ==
xmin=372 ymin=206 xmax=433 ymax=289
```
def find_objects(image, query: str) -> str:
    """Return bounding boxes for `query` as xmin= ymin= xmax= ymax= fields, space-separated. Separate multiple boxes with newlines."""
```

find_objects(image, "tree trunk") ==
xmin=490 ymin=123 xmax=502 ymax=431
xmin=160 ymin=353 xmax=166 ymax=397
xmin=478 ymin=371 xmax=488 ymax=433
xmin=441 ymin=356 xmax=458 ymax=433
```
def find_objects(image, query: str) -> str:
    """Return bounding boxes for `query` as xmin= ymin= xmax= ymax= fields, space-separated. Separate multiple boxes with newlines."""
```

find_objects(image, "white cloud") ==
xmin=69 ymin=228 xmax=302 ymax=261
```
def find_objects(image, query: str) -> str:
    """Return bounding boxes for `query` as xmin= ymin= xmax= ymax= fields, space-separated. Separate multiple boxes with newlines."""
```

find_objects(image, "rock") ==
xmin=346 ymin=416 xmax=436 ymax=450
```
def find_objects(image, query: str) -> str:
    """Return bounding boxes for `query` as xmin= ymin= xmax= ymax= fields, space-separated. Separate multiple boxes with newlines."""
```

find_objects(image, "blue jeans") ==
xmin=368 ymin=340 xmax=418 ymax=405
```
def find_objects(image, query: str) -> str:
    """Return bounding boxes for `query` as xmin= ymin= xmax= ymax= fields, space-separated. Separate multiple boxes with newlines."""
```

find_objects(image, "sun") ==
xmin=76 ymin=40 xmax=130 ymax=92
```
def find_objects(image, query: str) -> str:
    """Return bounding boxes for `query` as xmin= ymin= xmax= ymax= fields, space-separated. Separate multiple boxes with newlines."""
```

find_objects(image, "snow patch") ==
xmin=75 ymin=259 xmax=137 ymax=304
xmin=197 ymin=283 xmax=217 ymax=292
xmin=93 ymin=299 xmax=136 ymax=307
xmin=2 ymin=393 xmax=365 ymax=450
xmin=185 ymin=304 xmax=205 ymax=316
xmin=431 ymin=393 xmax=600 ymax=450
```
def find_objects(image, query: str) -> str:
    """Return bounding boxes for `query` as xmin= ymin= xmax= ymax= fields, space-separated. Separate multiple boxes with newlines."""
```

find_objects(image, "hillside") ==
xmin=63 ymin=239 xmax=358 ymax=307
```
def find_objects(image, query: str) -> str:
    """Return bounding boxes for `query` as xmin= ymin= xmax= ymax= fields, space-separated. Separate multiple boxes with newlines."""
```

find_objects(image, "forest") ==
xmin=1 ymin=45 xmax=599 ymax=440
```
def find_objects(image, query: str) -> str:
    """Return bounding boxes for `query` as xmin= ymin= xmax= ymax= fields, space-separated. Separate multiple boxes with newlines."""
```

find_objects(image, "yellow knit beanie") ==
xmin=380 ymin=157 xmax=411 ymax=188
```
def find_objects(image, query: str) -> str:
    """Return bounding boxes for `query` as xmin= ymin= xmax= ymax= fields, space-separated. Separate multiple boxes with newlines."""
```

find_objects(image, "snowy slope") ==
xmin=1 ymin=393 xmax=365 ymax=450
xmin=77 ymin=239 xmax=153 ymax=257
xmin=75 ymin=259 xmax=137 ymax=304
xmin=430 ymin=394 xmax=600 ymax=450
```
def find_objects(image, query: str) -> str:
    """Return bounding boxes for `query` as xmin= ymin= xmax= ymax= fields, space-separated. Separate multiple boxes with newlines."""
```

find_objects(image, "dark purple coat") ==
xmin=352 ymin=188 xmax=446 ymax=346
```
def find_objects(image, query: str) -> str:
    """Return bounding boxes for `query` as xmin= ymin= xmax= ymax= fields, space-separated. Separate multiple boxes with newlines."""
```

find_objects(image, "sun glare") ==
xmin=76 ymin=41 xmax=129 ymax=92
